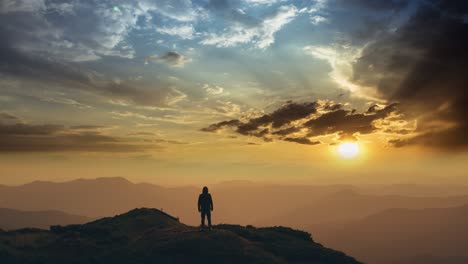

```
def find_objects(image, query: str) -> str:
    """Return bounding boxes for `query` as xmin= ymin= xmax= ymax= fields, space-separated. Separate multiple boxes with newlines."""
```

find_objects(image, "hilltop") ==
xmin=0 ymin=208 xmax=360 ymax=264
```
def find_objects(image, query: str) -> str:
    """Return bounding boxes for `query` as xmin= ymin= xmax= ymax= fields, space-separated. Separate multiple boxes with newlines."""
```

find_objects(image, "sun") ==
xmin=337 ymin=142 xmax=359 ymax=159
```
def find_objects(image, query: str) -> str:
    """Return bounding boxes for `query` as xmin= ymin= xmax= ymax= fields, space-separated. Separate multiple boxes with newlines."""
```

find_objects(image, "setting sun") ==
xmin=337 ymin=142 xmax=359 ymax=159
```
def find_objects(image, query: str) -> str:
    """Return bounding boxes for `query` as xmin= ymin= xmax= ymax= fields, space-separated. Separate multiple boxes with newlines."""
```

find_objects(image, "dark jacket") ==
xmin=198 ymin=193 xmax=213 ymax=213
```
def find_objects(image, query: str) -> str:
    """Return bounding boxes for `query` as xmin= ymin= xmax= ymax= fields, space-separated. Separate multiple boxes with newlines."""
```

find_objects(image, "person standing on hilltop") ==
xmin=198 ymin=186 xmax=214 ymax=230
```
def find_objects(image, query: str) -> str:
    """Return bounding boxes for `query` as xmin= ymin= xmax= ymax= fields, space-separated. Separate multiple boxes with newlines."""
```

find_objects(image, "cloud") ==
xmin=205 ymin=0 xmax=259 ymax=26
xmin=70 ymin=125 xmax=110 ymax=130
xmin=310 ymin=15 xmax=327 ymax=25
xmin=202 ymin=100 xmax=403 ymax=146
xmin=156 ymin=25 xmax=195 ymax=39
xmin=284 ymin=137 xmax=320 ymax=145
xmin=243 ymin=0 xmax=281 ymax=5
xmin=0 ymin=44 xmax=94 ymax=87
xmin=127 ymin=131 xmax=156 ymax=136
xmin=0 ymin=122 xmax=159 ymax=153
xmin=348 ymin=0 xmax=468 ymax=149
xmin=100 ymin=81 xmax=187 ymax=107
xmin=211 ymin=101 xmax=241 ymax=117
xmin=201 ymin=119 xmax=242 ymax=132
xmin=165 ymin=87 xmax=188 ymax=105
xmin=0 ymin=46 xmax=188 ymax=108
xmin=203 ymin=84 xmax=224 ymax=96
xmin=0 ymin=123 xmax=64 ymax=136
xmin=298 ymin=0 xmax=329 ymax=25
xmin=0 ymin=112 xmax=21 ymax=124
xmin=304 ymin=103 xmax=398 ymax=137
xmin=1 ymin=1 xmax=131 ymax=62
xmin=200 ymin=5 xmax=298 ymax=49
xmin=305 ymin=0 xmax=327 ymax=13
xmin=237 ymin=101 xmax=319 ymax=133
xmin=1 ymin=14 xmax=190 ymax=109
xmin=146 ymin=52 xmax=192 ymax=67
xmin=335 ymin=0 xmax=408 ymax=11
xmin=304 ymin=45 xmax=382 ymax=101
xmin=0 ymin=0 xmax=201 ymax=62
xmin=110 ymin=111 xmax=197 ymax=125
xmin=145 ymin=0 xmax=200 ymax=22
xmin=37 ymin=95 xmax=92 ymax=109
xmin=0 ymin=0 xmax=46 ymax=13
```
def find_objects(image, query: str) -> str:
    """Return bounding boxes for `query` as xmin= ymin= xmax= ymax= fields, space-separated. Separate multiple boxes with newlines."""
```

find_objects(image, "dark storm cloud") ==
xmin=0 ymin=122 xmax=160 ymax=153
xmin=350 ymin=0 xmax=468 ymax=149
xmin=202 ymin=101 xmax=399 ymax=146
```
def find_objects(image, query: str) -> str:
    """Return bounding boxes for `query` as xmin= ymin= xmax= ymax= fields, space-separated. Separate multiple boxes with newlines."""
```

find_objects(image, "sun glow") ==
xmin=337 ymin=142 xmax=359 ymax=159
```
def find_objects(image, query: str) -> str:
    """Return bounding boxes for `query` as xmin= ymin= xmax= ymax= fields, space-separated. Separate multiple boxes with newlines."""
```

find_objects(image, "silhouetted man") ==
xmin=198 ymin=186 xmax=213 ymax=229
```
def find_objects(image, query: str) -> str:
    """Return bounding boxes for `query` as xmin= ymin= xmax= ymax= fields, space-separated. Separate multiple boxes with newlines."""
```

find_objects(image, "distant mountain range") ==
xmin=0 ymin=208 xmax=361 ymax=264
xmin=0 ymin=177 xmax=188 ymax=219
xmin=256 ymin=189 xmax=468 ymax=228
xmin=2 ymin=177 xmax=468 ymax=227
xmin=0 ymin=208 xmax=92 ymax=230
xmin=312 ymin=205 xmax=468 ymax=264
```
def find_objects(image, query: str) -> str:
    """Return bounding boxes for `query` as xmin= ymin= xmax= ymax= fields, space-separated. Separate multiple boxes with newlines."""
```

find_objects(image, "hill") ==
xmin=0 ymin=208 xmax=92 ymax=230
xmin=0 ymin=208 xmax=360 ymax=264
xmin=311 ymin=205 xmax=468 ymax=264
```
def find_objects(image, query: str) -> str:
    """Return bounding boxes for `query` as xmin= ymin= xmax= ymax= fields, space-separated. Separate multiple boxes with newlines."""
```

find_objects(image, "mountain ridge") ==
xmin=0 ymin=208 xmax=361 ymax=264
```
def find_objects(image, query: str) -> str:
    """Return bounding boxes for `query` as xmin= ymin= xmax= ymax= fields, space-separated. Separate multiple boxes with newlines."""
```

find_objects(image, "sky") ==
xmin=0 ymin=0 xmax=467 ymax=185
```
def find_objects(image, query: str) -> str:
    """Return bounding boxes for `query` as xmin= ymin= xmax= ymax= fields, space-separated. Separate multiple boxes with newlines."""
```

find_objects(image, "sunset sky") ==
xmin=1 ymin=0 xmax=467 ymax=185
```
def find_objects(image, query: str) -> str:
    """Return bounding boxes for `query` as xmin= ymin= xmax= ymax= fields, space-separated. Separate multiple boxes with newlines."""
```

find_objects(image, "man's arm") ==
xmin=197 ymin=195 xmax=201 ymax=212
xmin=209 ymin=194 xmax=214 ymax=211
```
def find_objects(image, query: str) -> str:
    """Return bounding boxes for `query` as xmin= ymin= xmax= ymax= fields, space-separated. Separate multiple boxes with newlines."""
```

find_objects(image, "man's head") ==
xmin=202 ymin=186 xmax=208 ymax=194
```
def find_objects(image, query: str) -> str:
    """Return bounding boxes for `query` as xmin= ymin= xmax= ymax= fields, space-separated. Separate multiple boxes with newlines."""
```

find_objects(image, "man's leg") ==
xmin=207 ymin=212 xmax=212 ymax=228
xmin=201 ymin=212 xmax=206 ymax=227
